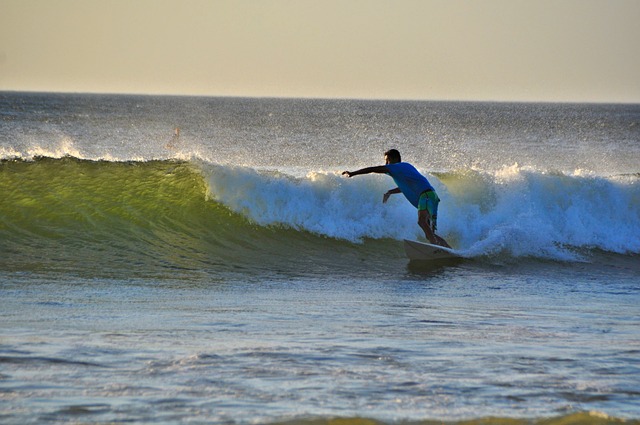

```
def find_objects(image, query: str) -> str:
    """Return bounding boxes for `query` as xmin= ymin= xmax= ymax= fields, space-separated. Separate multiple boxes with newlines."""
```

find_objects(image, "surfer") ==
xmin=166 ymin=127 xmax=180 ymax=149
xmin=342 ymin=149 xmax=451 ymax=248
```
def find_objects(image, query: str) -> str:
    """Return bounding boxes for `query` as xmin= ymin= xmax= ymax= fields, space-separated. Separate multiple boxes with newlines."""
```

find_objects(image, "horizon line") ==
xmin=2 ymin=89 xmax=639 ymax=106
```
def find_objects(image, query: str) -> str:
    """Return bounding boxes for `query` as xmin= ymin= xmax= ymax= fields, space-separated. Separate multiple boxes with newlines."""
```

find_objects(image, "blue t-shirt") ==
xmin=385 ymin=162 xmax=435 ymax=208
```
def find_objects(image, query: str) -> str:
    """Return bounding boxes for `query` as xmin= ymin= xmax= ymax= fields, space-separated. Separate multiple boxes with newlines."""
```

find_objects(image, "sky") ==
xmin=1 ymin=0 xmax=639 ymax=103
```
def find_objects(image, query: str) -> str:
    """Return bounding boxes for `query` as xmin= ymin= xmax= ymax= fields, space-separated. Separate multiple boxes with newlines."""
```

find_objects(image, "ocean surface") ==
xmin=1 ymin=92 xmax=639 ymax=425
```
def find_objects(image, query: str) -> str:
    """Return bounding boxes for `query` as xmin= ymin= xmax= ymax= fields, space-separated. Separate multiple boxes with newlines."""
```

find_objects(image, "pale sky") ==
xmin=1 ymin=0 xmax=639 ymax=102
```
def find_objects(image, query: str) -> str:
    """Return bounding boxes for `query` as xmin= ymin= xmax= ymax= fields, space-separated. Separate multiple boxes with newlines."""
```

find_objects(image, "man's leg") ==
xmin=418 ymin=210 xmax=451 ymax=248
xmin=418 ymin=210 xmax=438 ymax=244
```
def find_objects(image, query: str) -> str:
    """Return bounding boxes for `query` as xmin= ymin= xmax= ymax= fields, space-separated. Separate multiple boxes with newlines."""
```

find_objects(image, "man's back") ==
xmin=385 ymin=162 xmax=434 ymax=208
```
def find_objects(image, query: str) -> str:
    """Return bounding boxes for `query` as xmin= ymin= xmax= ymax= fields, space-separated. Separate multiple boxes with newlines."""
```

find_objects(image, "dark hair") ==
xmin=384 ymin=149 xmax=401 ymax=163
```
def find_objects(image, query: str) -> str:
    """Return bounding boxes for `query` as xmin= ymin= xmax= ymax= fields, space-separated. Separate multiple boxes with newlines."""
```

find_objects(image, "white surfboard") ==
xmin=403 ymin=239 xmax=461 ymax=261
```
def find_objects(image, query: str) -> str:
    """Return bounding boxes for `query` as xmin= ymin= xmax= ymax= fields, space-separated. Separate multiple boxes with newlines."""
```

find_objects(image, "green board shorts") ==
xmin=418 ymin=190 xmax=440 ymax=231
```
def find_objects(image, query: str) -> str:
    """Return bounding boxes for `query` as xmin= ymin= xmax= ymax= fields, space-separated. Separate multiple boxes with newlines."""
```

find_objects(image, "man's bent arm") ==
xmin=383 ymin=187 xmax=401 ymax=203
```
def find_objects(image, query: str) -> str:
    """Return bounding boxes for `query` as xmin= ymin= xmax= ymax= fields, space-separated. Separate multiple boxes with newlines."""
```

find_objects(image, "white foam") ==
xmin=444 ymin=165 xmax=640 ymax=258
xmin=202 ymin=163 xmax=640 ymax=259
xmin=203 ymin=164 xmax=420 ymax=243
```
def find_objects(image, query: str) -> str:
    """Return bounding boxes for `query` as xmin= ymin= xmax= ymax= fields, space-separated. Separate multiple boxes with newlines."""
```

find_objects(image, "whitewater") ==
xmin=1 ymin=92 xmax=639 ymax=425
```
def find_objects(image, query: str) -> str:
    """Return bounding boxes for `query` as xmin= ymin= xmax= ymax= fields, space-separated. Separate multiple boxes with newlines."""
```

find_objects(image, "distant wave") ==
xmin=1 ymin=157 xmax=638 ymax=274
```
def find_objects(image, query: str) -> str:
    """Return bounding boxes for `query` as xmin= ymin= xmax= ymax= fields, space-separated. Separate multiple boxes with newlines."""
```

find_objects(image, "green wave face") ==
xmin=1 ymin=158 xmax=231 ymax=276
xmin=0 ymin=157 xmax=392 ymax=278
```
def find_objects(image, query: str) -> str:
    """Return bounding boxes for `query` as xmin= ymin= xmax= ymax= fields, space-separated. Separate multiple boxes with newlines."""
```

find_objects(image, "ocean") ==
xmin=1 ymin=92 xmax=639 ymax=425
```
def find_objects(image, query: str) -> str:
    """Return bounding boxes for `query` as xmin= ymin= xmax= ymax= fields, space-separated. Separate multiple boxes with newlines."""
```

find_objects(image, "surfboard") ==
xmin=403 ymin=239 xmax=461 ymax=261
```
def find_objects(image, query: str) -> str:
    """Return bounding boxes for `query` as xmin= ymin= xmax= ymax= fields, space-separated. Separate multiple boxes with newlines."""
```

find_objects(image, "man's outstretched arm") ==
xmin=342 ymin=165 xmax=388 ymax=178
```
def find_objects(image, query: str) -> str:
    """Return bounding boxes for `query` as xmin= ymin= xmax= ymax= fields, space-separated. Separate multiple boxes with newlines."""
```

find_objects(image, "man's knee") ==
xmin=418 ymin=219 xmax=431 ymax=234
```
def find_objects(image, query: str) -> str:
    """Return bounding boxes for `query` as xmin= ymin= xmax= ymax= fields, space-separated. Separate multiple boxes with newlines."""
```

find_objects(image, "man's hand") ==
xmin=342 ymin=171 xmax=353 ymax=178
xmin=383 ymin=188 xmax=401 ymax=203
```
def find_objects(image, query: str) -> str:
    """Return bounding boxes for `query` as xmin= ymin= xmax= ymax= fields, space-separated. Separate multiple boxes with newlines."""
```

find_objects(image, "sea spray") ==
xmin=443 ymin=164 xmax=640 ymax=258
